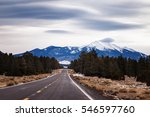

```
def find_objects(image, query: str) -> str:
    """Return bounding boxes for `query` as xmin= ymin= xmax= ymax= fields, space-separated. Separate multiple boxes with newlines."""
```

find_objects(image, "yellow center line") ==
xmin=36 ymin=90 xmax=42 ymax=93
xmin=22 ymin=78 xmax=60 ymax=100
xmin=23 ymin=98 xmax=30 ymax=100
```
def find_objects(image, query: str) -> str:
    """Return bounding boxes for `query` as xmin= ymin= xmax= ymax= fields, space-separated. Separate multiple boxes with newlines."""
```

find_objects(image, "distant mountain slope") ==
xmin=16 ymin=38 xmax=147 ymax=62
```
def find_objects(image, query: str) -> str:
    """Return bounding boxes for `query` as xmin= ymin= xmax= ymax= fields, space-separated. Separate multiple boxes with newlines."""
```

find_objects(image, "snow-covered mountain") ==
xmin=86 ymin=39 xmax=122 ymax=52
xmin=16 ymin=39 xmax=147 ymax=62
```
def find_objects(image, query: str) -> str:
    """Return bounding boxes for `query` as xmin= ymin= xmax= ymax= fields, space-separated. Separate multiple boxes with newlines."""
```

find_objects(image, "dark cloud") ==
xmin=100 ymin=38 xmax=114 ymax=43
xmin=79 ymin=19 xmax=144 ymax=31
xmin=0 ymin=0 xmax=55 ymax=6
xmin=45 ymin=30 xmax=72 ymax=34
xmin=0 ymin=5 xmax=85 ymax=20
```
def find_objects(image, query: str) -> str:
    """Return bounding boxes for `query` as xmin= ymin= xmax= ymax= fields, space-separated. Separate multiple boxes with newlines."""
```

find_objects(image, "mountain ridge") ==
xmin=16 ymin=39 xmax=147 ymax=62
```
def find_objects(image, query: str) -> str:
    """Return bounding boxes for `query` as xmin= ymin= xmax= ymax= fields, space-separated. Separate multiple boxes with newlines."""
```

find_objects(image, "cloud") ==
xmin=81 ymin=0 xmax=150 ymax=17
xmin=100 ymin=38 xmax=114 ymax=43
xmin=0 ymin=0 xmax=55 ymax=6
xmin=0 ymin=5 xmax=85 ymax=20
xmin=45 ymin=30 xmax=72 ymax=34
xmin=112 ymin=1 xmax=150 ymax=9
xmin=108 ymin=1 xmax=150 ymax=17
xmin=79 ymin=19 xmax=144 ymax=31
xmin=0 ymin=0 xmax=150 ymax=55
xmin=102 ymin=7 xmax=140 ymax=17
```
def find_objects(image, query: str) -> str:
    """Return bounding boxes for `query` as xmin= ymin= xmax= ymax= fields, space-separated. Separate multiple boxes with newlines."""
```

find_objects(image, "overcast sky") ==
xmin=0 ymin=0 xmax=150 ymax=54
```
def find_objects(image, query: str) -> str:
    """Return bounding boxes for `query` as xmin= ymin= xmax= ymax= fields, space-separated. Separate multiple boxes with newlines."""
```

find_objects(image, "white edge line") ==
xmin=0 ymin=73 xmax=57 ymax=90
xmin=67 ymin=71 xmax=94 ymax=100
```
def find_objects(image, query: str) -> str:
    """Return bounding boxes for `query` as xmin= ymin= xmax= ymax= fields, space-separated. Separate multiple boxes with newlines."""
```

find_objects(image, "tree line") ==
xmin=69 ymin=50 xmax=150 ymax=86
xmin=0 ymin=51 xmax=60 ymax=76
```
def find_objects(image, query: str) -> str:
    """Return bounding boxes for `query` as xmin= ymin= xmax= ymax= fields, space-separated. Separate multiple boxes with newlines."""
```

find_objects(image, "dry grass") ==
xmin=119 ymin=88 xmax=128 ymax=93
xmin=71 ymin=72 xmax=150 ymax=100
xmin=0 ymin=69 xmax=61 ymax=88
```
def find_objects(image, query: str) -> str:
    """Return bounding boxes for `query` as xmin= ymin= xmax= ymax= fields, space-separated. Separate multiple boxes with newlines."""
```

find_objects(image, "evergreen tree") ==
xmin=0 ymin=51 xmax=60 ymax=76
xmin=70 ymin=51 xmax=150 ymax=85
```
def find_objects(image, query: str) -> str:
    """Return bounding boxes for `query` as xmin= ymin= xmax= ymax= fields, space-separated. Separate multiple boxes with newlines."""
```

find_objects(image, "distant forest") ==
xmin=70 ymin=50 xmax=150 ymax=86
xmin=0 ymin=51 xmax=60 ymax=76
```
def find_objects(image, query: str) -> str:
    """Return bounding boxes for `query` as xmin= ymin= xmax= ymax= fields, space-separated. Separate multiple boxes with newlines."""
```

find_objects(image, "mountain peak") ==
xmin=87 ymin=38 xmax=122 ymax=52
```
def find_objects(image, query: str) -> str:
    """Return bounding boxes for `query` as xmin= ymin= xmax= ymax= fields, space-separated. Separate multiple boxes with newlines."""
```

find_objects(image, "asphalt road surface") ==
xmin=0 ymin=69 xmax=93 ymax=100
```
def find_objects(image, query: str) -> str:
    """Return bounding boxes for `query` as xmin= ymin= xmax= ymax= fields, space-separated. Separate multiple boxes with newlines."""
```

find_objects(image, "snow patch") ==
xmin=59 ymin=60 xmax=71 ymax=65
xmin=73 ymin=73 xmax=84 ymax=77
xmin=78 ymin=47 xmax=82 ymax=51
xmin=86 ymin=47 xmax=93 ymax=52
xmin=71 ymin=50 xmax=77 ymax=54
xmin=123 ymin=47 xmax=135 ymax=52
xmin=67 ymin=46 xmax=72 ymax=50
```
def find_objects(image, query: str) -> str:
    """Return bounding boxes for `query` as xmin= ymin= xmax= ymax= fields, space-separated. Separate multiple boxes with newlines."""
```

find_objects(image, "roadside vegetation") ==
xmin=0 ymin=51 xmax=60 ymax=76
xmin=0 ymin=69 xmax=61 ymax=88
xmin=0 ymin=51 xmax=61 ymax=88
xmin=71 ymin=73 xmax=150 ymax=100
xmin=69 ymin=50 xmax=150 ymax=99
xmin=69 ymin=50 xmax=150 ymax=86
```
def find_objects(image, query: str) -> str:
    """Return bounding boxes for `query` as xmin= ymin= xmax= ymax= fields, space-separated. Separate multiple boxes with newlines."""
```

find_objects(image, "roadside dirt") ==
xmin=0 ymin=69 xmax=62 ymax=88
xmin=69 ymin=70 xmax=150 ymax=100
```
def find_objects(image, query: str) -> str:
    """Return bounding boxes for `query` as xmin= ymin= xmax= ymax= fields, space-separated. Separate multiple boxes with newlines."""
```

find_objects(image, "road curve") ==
xmin=0 ymin=69 xmax=92 ymax=100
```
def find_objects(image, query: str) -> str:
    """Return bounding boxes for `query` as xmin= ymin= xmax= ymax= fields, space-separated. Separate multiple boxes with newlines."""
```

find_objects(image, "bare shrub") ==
xmin=119 ymin=88 xmax=128 ymax=93
xmin=128 ymin=88 xmax=137 ymax=93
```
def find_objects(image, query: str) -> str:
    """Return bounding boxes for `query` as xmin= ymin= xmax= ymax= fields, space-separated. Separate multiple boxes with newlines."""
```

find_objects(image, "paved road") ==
xmin=0 ymin=69 xmax=93 ymax=100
